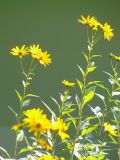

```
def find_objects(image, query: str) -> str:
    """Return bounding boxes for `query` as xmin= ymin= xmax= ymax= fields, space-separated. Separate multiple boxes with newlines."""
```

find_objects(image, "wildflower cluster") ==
xmin=11 ymin=44 xmax=52 ymax=66
xmin=1 ymin=15 xmax=120 ymax=160
xmin=78 ymin=15 xmax=114 ymax=41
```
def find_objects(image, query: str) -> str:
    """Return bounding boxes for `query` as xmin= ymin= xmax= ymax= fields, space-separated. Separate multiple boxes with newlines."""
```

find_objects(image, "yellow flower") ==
xmin=23 ymin=108 xmax=51 ymax=137
xmin=62 ymin=80 xmax=75 ymax=87
xmin=29 ymin=44 xmax=42 ymax=59
xmin=100 ymin=23 xmax=114 ymax=41
xmin=11 ymin=123 xmax=24 ymax=131
xmin=29 ymin=44 xmax=52 ymax=66
xmin=78 ymin=15 xmax=100 ymax=30
xmin=39 ymin=139 xmax=52 ymax=151
xmin=36 ymin=155 xmax=57 ymax=160
xmin=36 ymin=155 xmax=65 ymax=160
xmin=52 ymin=117 xmax=69 ymax=141
xmin=10 ymin=45 xmax=29 ymax=58
xmin=103 ymin=122 xmax=117 ymax=136
xmin=110 ymin=53 xmax=120 ymax=61
xmin=39 ymin=51 xmax=52 ymax=67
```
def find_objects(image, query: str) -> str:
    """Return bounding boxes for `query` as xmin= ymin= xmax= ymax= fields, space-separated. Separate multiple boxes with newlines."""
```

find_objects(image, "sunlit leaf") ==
xmin=23 ymin=99 xmax=31 ymax=107
xmin=76 ymin=79 xmax=83 ymax=91
xmin=82 ymin=52 xmax=88 ymax=63
xmin=25 ymin=93 xmax=39 ymax=98
xmin=81 ymin=124 xmax=99 ymax=136
xmin=83 ymin=87 xmax=96 ymax=106
xmin=77 ymin=64 xmax=84 ymax=78
xmin=15 ymin=89 xmax=22 ymax=103
xmin=17 ymin=130 xmax=24 ymax=141
xmin=87 ymin=66 xmax=96 ymax=73
xmin=18 ymin=147 xmax=33 ymax=155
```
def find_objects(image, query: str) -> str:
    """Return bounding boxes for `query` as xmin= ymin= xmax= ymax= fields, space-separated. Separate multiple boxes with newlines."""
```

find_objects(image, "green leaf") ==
xmin=62 ymin=108 xmax=75 ymax=115
xmin=77 ymin=65 xmax=84 ymax=78
xmin=81 ymin=124 xmax=98 ymax=136
xmin=0 ymin=146 xmax=10 ymax=158
xmin=18 ymin=147 xmax=33 ymax=155
xmin=91 ymin=54 xmax=102 ymax=59
xmin=41 ymin=100 xmax=56 ymax=118
xmin=82 ymin=52 xmax=88 ymax=63
xmin=8 ymin=106 xmax=18 ymax=119
xmin=51 ymin=97 xmax=60 ymax=110
xmin=87 ymin=81 xmax=102 ymax=86
xmin=76 ymin=79 xmax=83 ymax=91
xmin=87 ymin=66 xmax=96 ymax=73
xmin=108 ymin=134 xmax=117 ymax=144
xmin=23 ymin=99 xmax=31 ymax=108
xmin=83 ymin=87 xmax=96 ymax=106
xmin=25 ymin=93 xmax=39 ymax=98
xmin=15 ymin=89 xmax=22 ymax=103
xmin=67 ymin=113 xmax=77 ymax=130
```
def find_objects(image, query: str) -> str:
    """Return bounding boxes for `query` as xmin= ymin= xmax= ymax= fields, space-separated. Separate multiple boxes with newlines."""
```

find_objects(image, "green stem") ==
xmin=13 ymin=58 xmax=34 ymax=158
xmin=19 ymin=58 xmax=34 ymax=122
xmin=70 ymin=41 xmax=93 ymax=160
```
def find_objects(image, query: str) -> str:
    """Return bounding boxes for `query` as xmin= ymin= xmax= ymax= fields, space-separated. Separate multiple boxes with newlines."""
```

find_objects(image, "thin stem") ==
xmin=70 ymin=40 xmax=94 ymax=160
xmin=13 ymin=58 xmax=35 ymax=158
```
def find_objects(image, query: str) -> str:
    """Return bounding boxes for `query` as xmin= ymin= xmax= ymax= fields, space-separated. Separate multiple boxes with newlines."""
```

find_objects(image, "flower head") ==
xmin=78 ymin=15 xmax=100 ymax=30
xmin=100 ymin=23 xmax=114 ymax=41
xmin=51 ymin=117 xmax=69 ymax=141
xmin=29 ymin=44 xmax=52 ymax=66
xmin=36 ymin=155 xmax=65 ymax=160
xmin=10 ymin=45 xmax=29 ymax=58
xmin=23 ymin=108 xmax=51 ymax=136
xmin=39 ymin=139 xmax=52 ymax=151
xmin=62 ymin=80 xmax=75 ymax=87
xmin=103 ymin=122 xmax=117 ymax=136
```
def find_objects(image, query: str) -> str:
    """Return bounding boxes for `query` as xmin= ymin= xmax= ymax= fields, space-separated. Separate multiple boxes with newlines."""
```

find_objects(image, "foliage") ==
xmin=0 ymin=15 xmax=120 ymax=160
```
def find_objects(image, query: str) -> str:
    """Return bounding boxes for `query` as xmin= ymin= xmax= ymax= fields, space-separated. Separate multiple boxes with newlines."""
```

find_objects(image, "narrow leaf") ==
xmin=83 ymin=87 xmax=96 ymax=106
xmin=51 ymin=97 xmax=60 ymax=110
xmin=77 ymin=65 xmax=84 ymax=78
xmin=0 ymin=146 xmax=10 ymax=158
xmin=25 ymin=93 xmax=39 ymax=98
xmin=87 ymin=66 xmax=96 ymax=73
xmin=76 ymin=79 xmax=83 ymax=91
xmin=81 ymin=124 xmax=98 ymax=136
xmin=23 ymin=99 xmax=31 ymax=108
xmin=8 ymin=106 xmax=18 ymax=119
xmin=82 ymin=52 xmax=88 ymax=63
xmin=15 ymin=89 xmax=22 ymax=102
xmin=41 ymin=100 xmax=56 ymax=118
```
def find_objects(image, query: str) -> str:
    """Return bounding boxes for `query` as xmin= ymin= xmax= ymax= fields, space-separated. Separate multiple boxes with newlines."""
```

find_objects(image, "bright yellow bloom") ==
xmin=29 ymin=44 xmax=42 ymax=59
xmin=36 ymin=155 xmax=65 ymax=160
xmin=10 ymin=45 xmax=29 ymax=58
xmin=39 ymin=51 xmax=52 ymax=67
xmin=23 ymin=108 xmax=51 ymax=137
xmin=62 ymin=80 xmax=75 ymax=87
xmin=39 ymin=139 xmax=52 ymax=151
xmin=52 ymin=117 xmax=69 ymax=141
xmin=78 ymin=15 xmax=100 ymax=30
xmin=110 ymin=53 xmax=120 ymax=61
xmin=29 ymin=44 xmax=52 ymax=66
xmin=11 ymin=123 xmax=24 ymax=131
xmin=100 ymin=23 xmax=114 ymax=41
xmin=36 ymin=155 xmax=57 ymax=160
xmin=103 ymin=122 xmax=117 ymax=136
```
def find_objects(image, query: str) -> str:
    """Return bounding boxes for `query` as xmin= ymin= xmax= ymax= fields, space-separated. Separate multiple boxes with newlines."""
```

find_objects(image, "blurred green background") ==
xmin=0 ymin=0 xmax=120 ymax=158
